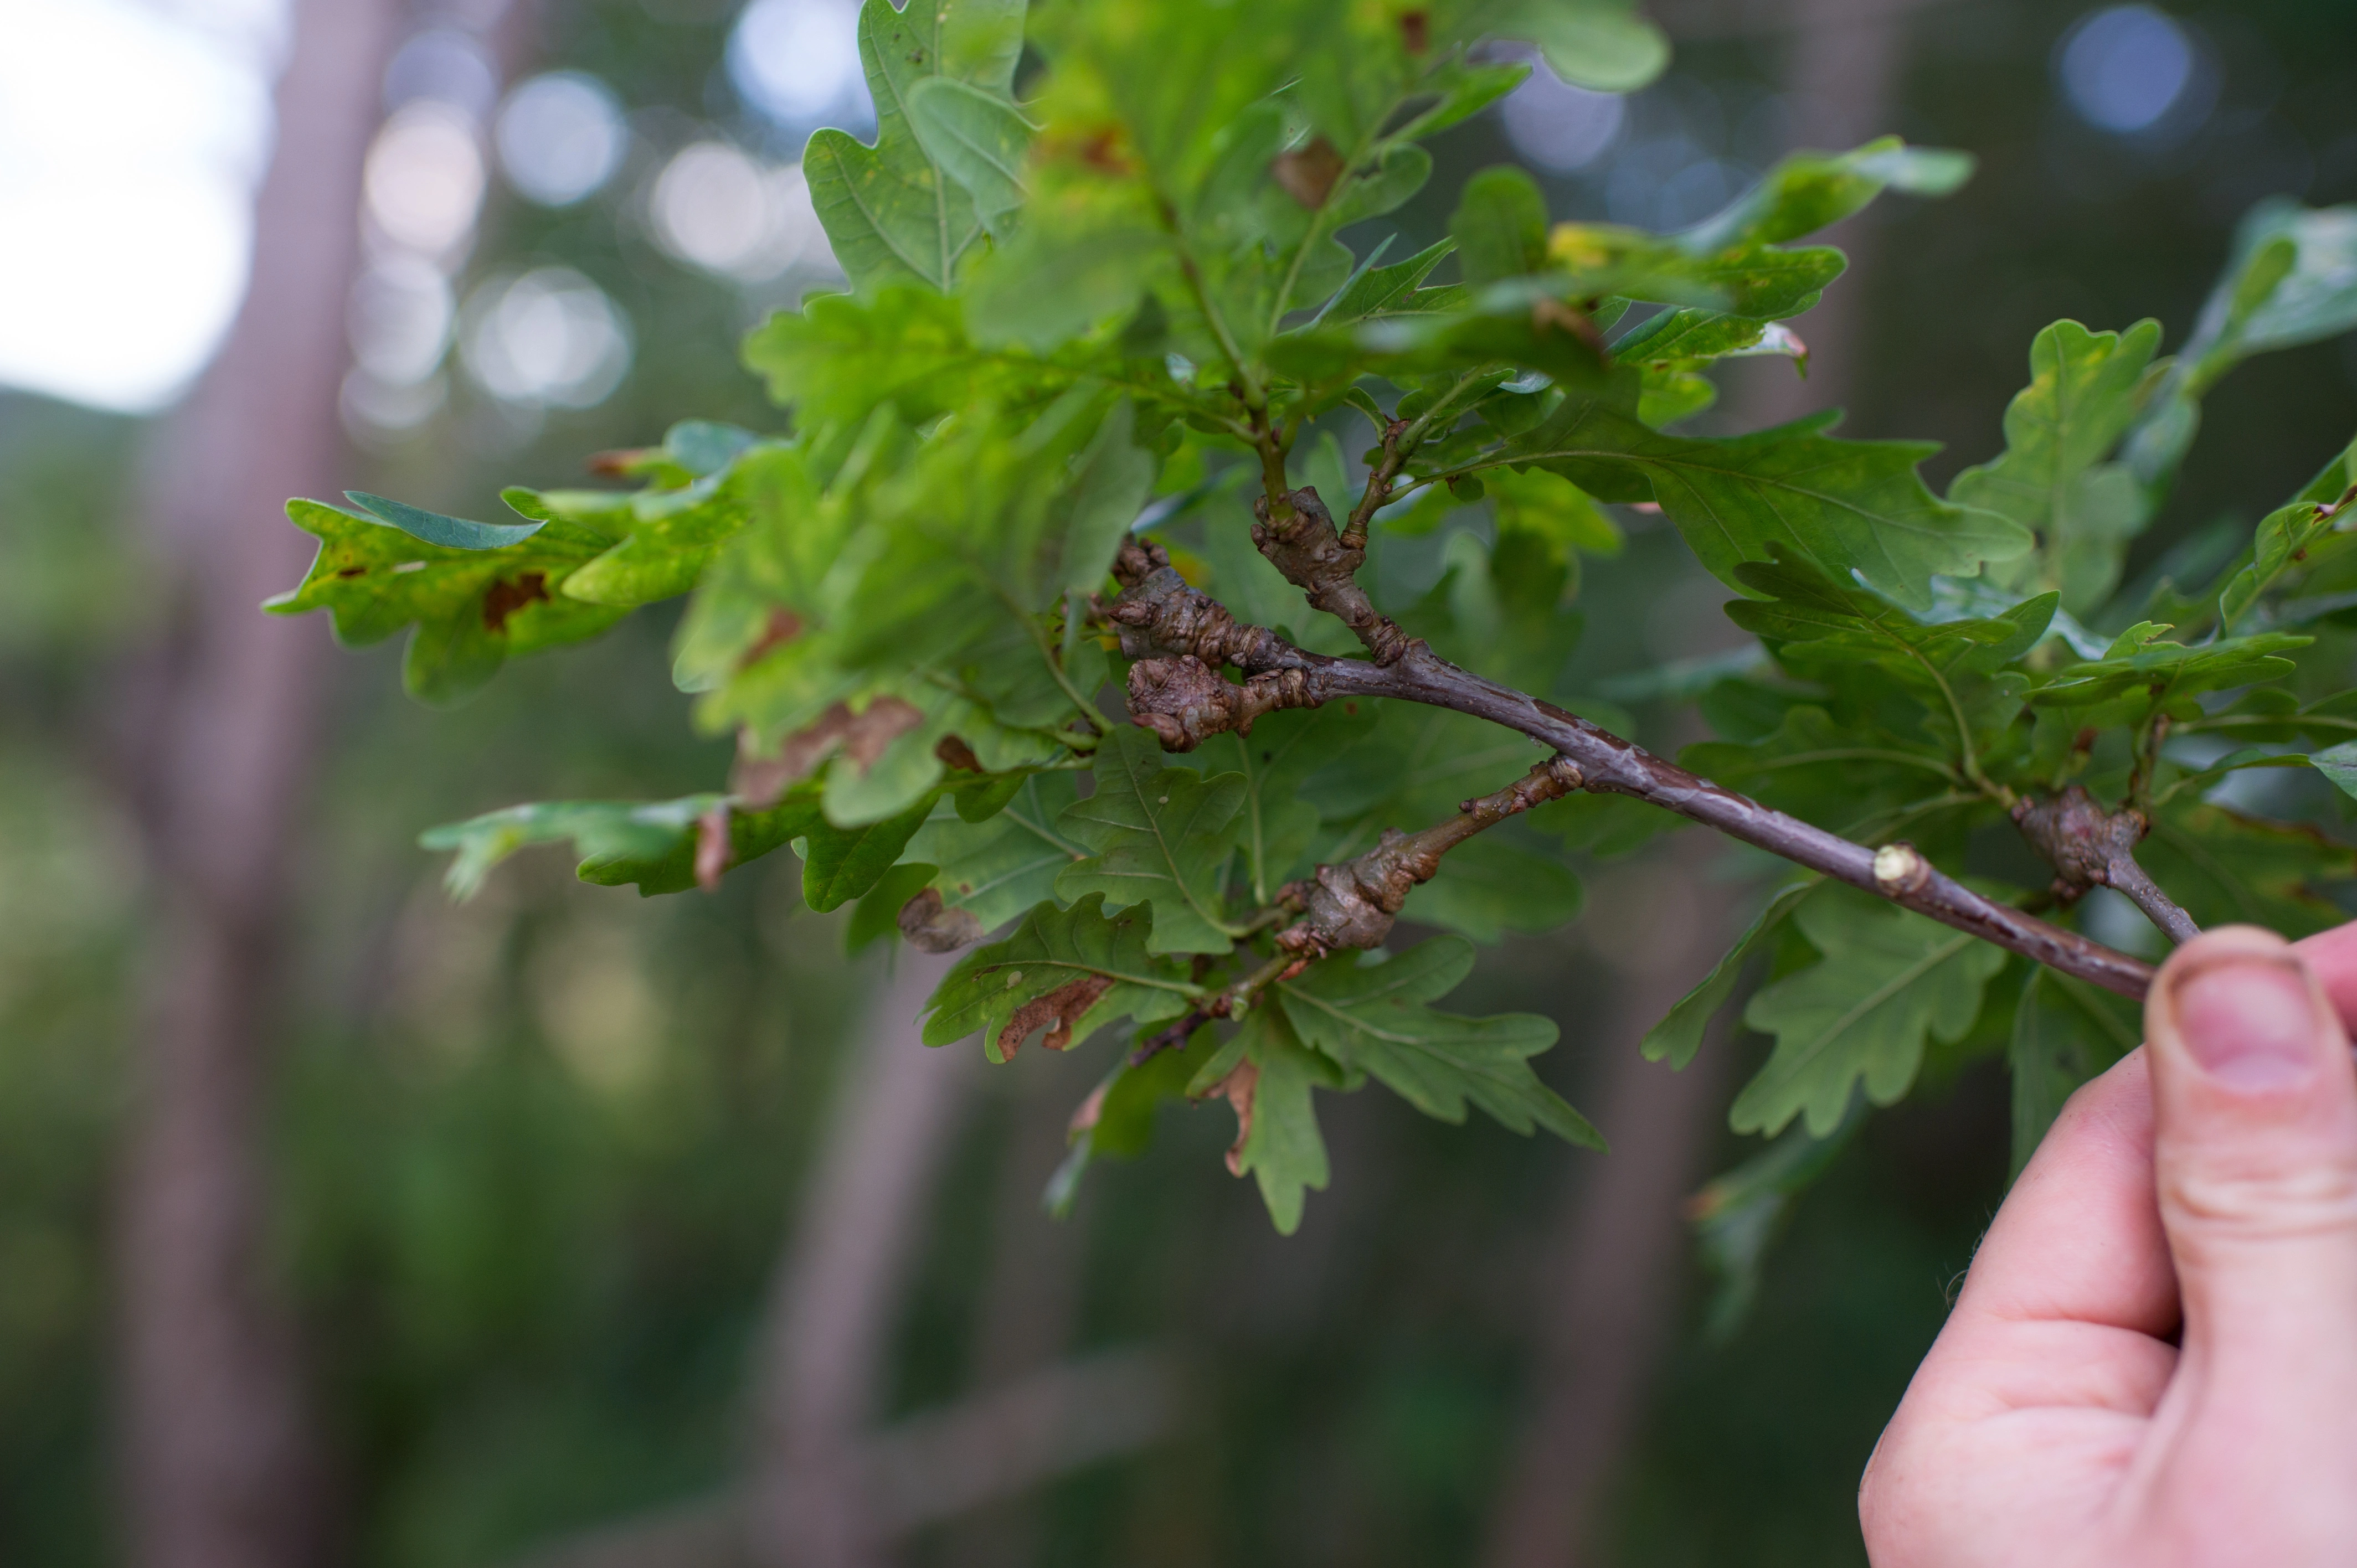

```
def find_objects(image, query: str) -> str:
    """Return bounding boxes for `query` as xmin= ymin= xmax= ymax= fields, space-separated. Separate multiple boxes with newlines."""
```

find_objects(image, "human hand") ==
xmin=1860 ymin=922 xmax=2357 ymax=1567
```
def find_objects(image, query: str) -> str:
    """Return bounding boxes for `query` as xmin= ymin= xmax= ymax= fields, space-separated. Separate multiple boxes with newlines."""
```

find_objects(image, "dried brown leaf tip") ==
xmin=898 ymin=888 xmax=984 ymax=953
xmin=1399 ymin=8 xmax=1428 ymax=52
xmin=1211 ymin=1059 xmax=1259 ymax=1175
xmin=1273 ymin=136 xmax=1345 ymax=208
xmin=997 ymin=973 xmax=1115 ymax=1059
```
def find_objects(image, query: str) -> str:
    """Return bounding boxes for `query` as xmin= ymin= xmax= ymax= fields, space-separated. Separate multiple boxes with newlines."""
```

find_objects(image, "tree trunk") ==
xmin=1722 ymin=0 xmax=1915 ymax=430
xmin=1480 ymin=852 xmax=1733 ymax=1568
xmin=746 ymin=950 xmax=977 ymax=1568
xmin=115 ymin=2 xmax=399 ymax=1565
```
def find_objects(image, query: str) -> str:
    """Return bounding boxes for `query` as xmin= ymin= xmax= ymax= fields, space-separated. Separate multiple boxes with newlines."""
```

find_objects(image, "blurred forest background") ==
xmin=5 ymin=0 xmax=2357 ymax=1564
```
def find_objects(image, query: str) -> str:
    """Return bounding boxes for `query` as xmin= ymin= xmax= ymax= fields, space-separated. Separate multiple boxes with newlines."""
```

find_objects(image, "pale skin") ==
xmin=1861 ymin=921 xmax=2357 ymax=1567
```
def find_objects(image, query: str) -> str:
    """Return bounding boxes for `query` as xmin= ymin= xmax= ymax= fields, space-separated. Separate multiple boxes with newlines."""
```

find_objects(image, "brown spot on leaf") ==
xmin=740 ymin=607 xmax=804 ymax=669
xmin=765 ymin=696 xmax=927 ymax=784
xmin=587 ymin=447 xmax=656 ymax=477
xmin=1211 ymin=1060 xmax=1260 ymax=1175
xmin=695 ymin=803 xmax=731 ymax=892
xmin=336 ymin=566 xmax=367 ymax=579
xmin=897 ymin=888 xmax=985 ymax=953
xmin=731 ymin=727 xmax=795 ymax=809
xmin=934 ymin=735 xmax=982 ymax=772
xmin=1399 ymin=9 xmax=1429 ymax=52
xmin=481 ymin=571 xmax=549 ymax=632
xmin=996 ymin=973 xmax=1115 ymax=1059
xmin=1272 ymin=137 xmax=1346 ymax=208
xmin=1048 ymin=123 xmax=1135 ymax=177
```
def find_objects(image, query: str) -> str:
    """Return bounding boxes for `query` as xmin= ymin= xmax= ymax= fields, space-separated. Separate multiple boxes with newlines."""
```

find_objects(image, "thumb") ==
xmin=2144 ymin=925 xmax=2357 ymax=1395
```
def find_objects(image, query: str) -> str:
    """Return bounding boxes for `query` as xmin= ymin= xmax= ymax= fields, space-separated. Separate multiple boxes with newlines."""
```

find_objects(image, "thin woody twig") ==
xmin=1109 ymin=558 xmax=2158 ymax=1000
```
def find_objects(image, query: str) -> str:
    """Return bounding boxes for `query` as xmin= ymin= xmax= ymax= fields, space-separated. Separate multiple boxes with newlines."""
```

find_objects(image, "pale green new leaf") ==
xmin=1476 ymin=0 xmax=1668 ymax=92
xmin=1733 ymin=888 xmax=2008 ymax=1137
xmin=922 ymin=893 xmax=1197 ymax=1060
xmin=1055 ymin=725 xmax=1246 ymax=953
xmin=1278 ymin=936 xmax=1599 ymax=1144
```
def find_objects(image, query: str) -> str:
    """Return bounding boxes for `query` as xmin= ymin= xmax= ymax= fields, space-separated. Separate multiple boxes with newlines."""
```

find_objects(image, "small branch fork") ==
xmin=1105 ymin=524 xmax=2160 ymax=1002
xmin=2013 ymin=785 xmax=2201 ymax=946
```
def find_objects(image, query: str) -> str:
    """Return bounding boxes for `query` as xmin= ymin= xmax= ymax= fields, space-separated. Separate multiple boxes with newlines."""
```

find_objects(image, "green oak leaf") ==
xmin=2137 ymin=802 xmax=2357 ymax=938
xmin=802 ymin=788 xmax=940 ymax=911
xmin=1055 ymin=726 xmax=1246 ymax=954
xmin=905 ymin=75 xmax=1033 ymax=236
xmin=803 ymin=0 xmax=1025 ymax=293
xmin=1732 ymin=887 xmax=2008 ymax=1137
xmin=419 ymin=786 xmax=826 ymax=900
xmin=1227 ymin=1003 xmax=1340 ymax=1236
xmin=1452 ymin=166 xmax=1550 ymax=288
xmin=921 ymin=893 xmax=1196 ymax=1060
xmin=1278 ymin=936 xmax=1599 ymax=1144
xmin=1498 ymin=400 xmax=2031 ymax=610
xmin=2008 ymin=965 xmax=2137 ymax=1178
xmin=905 ymin=771 xmax=1087 ymax=931
xmin=1950 ymin=318 xmax=2164 ymax=614
xmin=266 ymin=497 xmax=626 ymax=706
xmin=1641 ymin=879 xmax=1815 ymax=1069
xmin=2127 ymin=200 xmax=2357 ymax=489
xmin=1398 ymin=832 xmax=1584 ymax=943
xmin=1678 ymin=137 xmax=1975 ymax=253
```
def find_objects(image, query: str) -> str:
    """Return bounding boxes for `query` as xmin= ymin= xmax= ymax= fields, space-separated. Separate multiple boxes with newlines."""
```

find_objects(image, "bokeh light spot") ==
xmin=1500 ymin=62 xmax=1626 ymax=174
xmin=495 ymin=71 xmax=627 ymax=208
xmin=2058 ymin=6 xmax=2195 ymax=134
xmin=459 ymin=267 xmax=632 ymax=408
xmin=364 ymin=102 xmax=487 ymax=257
xmin=727 ymin=0 xmax=871 ymax=135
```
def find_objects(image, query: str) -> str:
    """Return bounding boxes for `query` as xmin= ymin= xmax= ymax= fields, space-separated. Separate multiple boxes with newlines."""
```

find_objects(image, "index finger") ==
xmin=1947 ymin=1048 xmax=2176 ymax=1336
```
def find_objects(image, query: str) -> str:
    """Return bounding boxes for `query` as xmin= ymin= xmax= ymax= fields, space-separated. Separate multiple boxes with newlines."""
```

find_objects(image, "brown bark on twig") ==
xmin=1108 ymin=571 xmax=2155 ymax=998
xmin=1275 ymin=758 xmax=1587 ymax=958
xmin=115 ymin=3 xmax=402 ymax=1565
xmin=2012 ymin=786 xmax=2200 ymax=945
xmin=1249 ymin=486 xmax=1411 ymax=664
